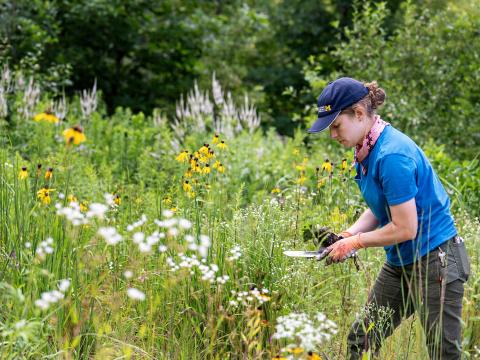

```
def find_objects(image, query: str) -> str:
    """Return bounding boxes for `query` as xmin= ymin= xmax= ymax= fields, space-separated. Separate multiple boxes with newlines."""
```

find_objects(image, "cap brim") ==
xmin=308 ymin=110 xmax=341 ymax=133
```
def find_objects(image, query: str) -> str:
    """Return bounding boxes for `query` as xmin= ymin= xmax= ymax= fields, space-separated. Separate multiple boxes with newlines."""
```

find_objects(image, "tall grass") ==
xmin=0 ymin=70 xmax=479 ymax=359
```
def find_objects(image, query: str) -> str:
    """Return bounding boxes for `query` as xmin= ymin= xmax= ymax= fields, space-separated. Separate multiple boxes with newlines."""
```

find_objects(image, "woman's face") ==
xmin=329 ymin=110 xmax=367 ymax=148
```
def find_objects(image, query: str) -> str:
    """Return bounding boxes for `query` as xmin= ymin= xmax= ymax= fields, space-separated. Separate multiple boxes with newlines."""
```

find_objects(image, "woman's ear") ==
xmin=354 ymin=106 xmax=366 ymax=121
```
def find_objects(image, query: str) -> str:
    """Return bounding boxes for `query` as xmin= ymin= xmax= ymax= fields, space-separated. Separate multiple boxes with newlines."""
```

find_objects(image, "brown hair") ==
xmin=342 ymin=80 xmax=386 ymax=117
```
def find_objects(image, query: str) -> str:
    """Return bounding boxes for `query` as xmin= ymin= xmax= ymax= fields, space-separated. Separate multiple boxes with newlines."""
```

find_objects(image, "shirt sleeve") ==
xmin=379 ymin=154 xmax=418 ymax=206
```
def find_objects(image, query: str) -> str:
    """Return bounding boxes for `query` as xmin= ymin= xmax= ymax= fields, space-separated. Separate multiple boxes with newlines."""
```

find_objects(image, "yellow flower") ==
xmin=271 ymin=187 xmax=281 ymax=194
xmin=202 ymin=164 xmax=211 ymax=174
xmin=212 ymin=160 xmax=225 ymax=173
xmin=296 ymin=175 xmax=306 ymax=185
xmin=63 ymin=126 xmax=86 ymax=145
xmin=207 ymin=150 xmax=215 ymax=159
xmin=170 ymin=207 xmax=177 ymax=213
xmin=18 ymin=167 xmax=28 ymax=180
xmin=80 ymin=202 xmax=88 ymax=212
xmin=175 ymin=150 xmax=189 ymax=163
xmin=199 ymin=144 xmax=209 ymax=155
xmin=183 ymin=180 xmax=192 ymax=192
xmin=198 ymin=155 xmax=208 ymax=164
xmin=307 ymin=352 xmax=322 ymax=360
xmin=317 ymin=178 xmax=326 ymax=188
xmin=67 ymin=194 xmax=78 ymax=203
xmin=163 ymin=196 xmax=172 ymax=205
xmin=286 ymin=347 xmax=304 ymax=354
xmin=45 ymin=167 xmax=53 ymax=180
xmin=33 ymin=111 xmax=59 ymax=124
xmin=341 ymin=158 xmax=348 ymax=172
xmin=293 ymin=149 xmax=300 ymax=155
xmin=217 ymin=140 xmax=227 ymax=150
xmin=212 ymin=133 xmax=220 ymax=144
xmin=113 ymin=193 xmax=121 ymax=205
xmin=295 ymin=164 xmax=306 ymax=172
xmin=37 ymin=188 xmax=55 ymax=205
xmin=36 ymin=164 xmax=42 ymax=177
xmin=187 ymin=190 xmax=195 ymax=198
xmin=272 ymin=357 xmax=288 ymax=360
xmin=321 ymin=159 xmax=332 ymax=174
xmin=184 ymin=168 xmax=193 ymax=178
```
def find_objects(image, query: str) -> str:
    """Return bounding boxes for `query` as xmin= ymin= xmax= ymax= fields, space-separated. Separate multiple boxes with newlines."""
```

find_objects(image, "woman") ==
xmin=308 ymin=77 xmax=470 ymax=359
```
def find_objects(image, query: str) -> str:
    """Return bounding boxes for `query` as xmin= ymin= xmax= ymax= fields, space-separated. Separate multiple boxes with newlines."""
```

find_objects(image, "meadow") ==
xmin=1 ymin=69 xmax=479 ymax=359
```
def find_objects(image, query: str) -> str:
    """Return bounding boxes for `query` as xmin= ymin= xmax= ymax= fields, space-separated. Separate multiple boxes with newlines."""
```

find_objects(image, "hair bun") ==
xmin=365 ymin=81 xmax=386 ymax=109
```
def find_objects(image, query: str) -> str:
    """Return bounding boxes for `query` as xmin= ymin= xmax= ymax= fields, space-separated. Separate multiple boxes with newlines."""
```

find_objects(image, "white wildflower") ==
xmin=127 ymin=288 xmax=146 ymax=301
xmin=98 ymin=227 xmax=123 ymax=245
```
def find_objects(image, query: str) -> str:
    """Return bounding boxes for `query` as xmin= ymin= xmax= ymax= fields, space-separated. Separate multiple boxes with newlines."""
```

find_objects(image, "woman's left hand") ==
xmin=328 ymin=234 xmax=364 ymax=263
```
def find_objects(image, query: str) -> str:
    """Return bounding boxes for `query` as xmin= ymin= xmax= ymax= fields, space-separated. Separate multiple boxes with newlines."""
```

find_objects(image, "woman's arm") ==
xmin=356 ymin=198 xmax=418 ymax=247
xmin=344 ymin=208 xmax=380 ymax=235
xmin=328 ymin=198 xmax=418 ymax=261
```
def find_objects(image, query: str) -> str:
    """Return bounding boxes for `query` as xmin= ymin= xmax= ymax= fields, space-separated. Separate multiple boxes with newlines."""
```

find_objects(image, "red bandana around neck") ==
xmin=354 ymin=115 xmax=390 ymax=174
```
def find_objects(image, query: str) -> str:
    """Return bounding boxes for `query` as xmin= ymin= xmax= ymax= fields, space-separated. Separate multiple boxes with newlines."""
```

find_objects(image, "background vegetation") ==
xmin=0 ymin=0 xmax=479 ymax=358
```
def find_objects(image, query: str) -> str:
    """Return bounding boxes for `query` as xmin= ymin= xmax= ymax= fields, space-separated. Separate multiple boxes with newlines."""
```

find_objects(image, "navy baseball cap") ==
xmin=308 ymin=77 xmax=369 ymax=133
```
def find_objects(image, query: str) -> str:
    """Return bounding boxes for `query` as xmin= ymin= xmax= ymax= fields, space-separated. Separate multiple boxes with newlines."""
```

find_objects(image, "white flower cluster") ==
xmin=132 ymin=231 xmax=165 ymax=253
xmin=56 ymin=202 xmax=88 ymax=226
xmin=182 ymin=234 xmax=210 ymax=258
xmin=127 ymin=214 xmax=147 ymax=232
xmin=228 ymin=288 xmax=270 ymax=308
xmin=166 ymin=253 xmax=228 ymax=285
xmin=35 ymin=237 xmax=54 ymax=259
xmin=86 ymin=203 xmax=108 ymax=219
xmin=272 ymin=312 xmax=338 ymax=351
xmin=127 ymin=287 xmax=145 ymax=301
xmin=227 ymin=245 xmax=242 ymax=261
xmin=34 ymin=279 xmax=71 ymax=311
xmin=98 ymin=227 xmax=123 ymax=245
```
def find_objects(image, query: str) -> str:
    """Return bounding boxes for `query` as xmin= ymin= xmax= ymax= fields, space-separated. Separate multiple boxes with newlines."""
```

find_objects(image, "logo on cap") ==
xmin=318 ymin=104 xmax=331 ymax=114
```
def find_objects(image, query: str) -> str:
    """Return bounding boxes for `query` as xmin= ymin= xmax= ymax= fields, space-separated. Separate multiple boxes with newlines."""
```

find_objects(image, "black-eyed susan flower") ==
xmin=307 ymin=352 xmax=322 ymax=360
xmin=199 ymin=144 xmax=209 ymax=155
xmin=207 ymin=150 xmax=215 ymax=159
xmin=18 ymin=166 xmax=28 ymax=180
xmin=175 ymin=150 xmax=189 ymax=163
xmin=113 ymin=193 xmax=121 ymax=205
xmin=37 ymin=187 xmax=55 ymax=205
xmin=202 ymin=164 xmax=211 ymax=174
xmin=63 ymin=126 xmax=86 ymax=145
xmin=321 ymin=159 xmax=332 ymax=174
xmin=36 ymin=164 xmax=42 ymax=177
xmin=163 ymin=196 xmax=172 ymax=205
xmin=341 ymin=158 xmax=348 ymax=172
xmin=183 ymin=180 xmax=192 ymax=192
xmin=33 ymin=111 xmax=59 ymax=124
xmin=217 ymin=140 xmax=227 ymax=150
xmin=184 ymin=168 xmax=193 ymax=178
xmin=212 ymin=133 xmax=220 ymax=144
xmin=45 ymin=167 xmax=53 ymax=180
xmin=212 ymin=160 xmax=225 ymax=172
xmin=296 ymin=175 xmax=306 ymax=185
xmin=286 ymin=347 xmax=304 ymax=355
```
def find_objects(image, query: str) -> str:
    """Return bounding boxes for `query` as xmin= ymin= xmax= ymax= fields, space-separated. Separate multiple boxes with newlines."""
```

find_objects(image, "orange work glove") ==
xmin=327 ymin=232 xmax=365 ymax=263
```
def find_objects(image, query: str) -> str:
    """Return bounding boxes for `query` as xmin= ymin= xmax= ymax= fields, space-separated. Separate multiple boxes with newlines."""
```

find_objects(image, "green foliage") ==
xmin=305 ymin=1 xmax=480 ymax=158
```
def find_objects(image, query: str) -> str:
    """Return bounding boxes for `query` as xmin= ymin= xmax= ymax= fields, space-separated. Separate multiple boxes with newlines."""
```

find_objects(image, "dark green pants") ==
xmin=348 ymin=238 xmax=470 ymax=359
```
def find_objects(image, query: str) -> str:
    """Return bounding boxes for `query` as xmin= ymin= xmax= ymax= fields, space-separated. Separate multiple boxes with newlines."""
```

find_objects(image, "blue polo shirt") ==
xmin=355 ymin=125 xmax=457 ymax=266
